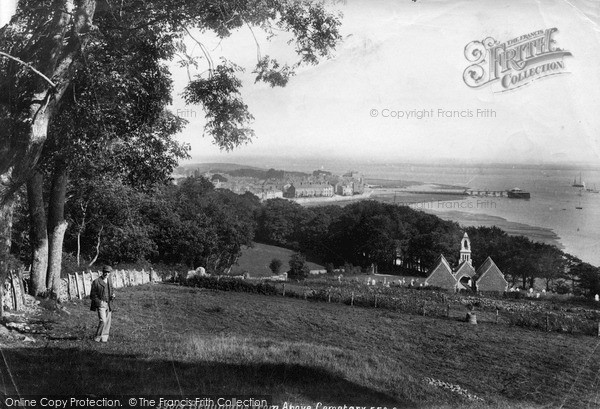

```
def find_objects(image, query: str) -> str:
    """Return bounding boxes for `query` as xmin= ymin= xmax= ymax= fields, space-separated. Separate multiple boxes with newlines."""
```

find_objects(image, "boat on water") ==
xmin=572 ymin=173 xmax=585 ymax=188
xmin=585 ymin=184 xmax=599 ymax=194
xmin=506 ymin=188 xmax=531 ymax=199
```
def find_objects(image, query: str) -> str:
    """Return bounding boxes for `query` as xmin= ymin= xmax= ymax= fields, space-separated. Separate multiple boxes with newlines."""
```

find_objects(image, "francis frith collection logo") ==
xmin=463 ymin=28 xmax=572 ymax=92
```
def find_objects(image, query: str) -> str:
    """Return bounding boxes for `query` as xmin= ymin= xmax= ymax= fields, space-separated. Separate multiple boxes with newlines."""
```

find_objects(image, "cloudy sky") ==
xmin=2 ymin=0 xmax=599 ymax=165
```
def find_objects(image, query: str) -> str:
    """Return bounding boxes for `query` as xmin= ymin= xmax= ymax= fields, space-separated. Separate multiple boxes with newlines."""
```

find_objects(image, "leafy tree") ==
xmin=145 ymin=177 xmax=258 ymax=273
xmin=26 ymin=52 xmax=187 ymax=296
xmin=269 ymin=258 xmax=282 ymax=275
xmin=288 ymin=252 xmax=310 ymax=280
xmin=571 ymin=262 xmax=600 ymax=297
xmin=257 ymin=198 xmax=307 ymax=248
xmin=0 ymin=0 xmax=342 ymax=300
xmin=65 ymin=179 xmax=158 ymax=266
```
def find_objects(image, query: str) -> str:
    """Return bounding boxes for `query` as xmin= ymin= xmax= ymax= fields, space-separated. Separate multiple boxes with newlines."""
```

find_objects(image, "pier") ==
xmin=466 ymin=190 xmax=507 ymax=197
xmin=404 ymin=189 xmax=467 ymax=196
xmin=403 ymin=189 xmax=508 ymax=197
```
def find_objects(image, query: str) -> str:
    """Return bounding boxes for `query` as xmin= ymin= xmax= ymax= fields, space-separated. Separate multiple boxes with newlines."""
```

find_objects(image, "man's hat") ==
xmin=102 ymin=265 xmax=113 ymax=273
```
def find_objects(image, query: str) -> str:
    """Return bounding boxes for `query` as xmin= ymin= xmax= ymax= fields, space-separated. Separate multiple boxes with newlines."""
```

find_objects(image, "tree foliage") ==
xmin=269 ymin=258 xmax=282 ymax=275
xmin=288 ymin=252 xmax=309 ymax=280
xmin=0 ymin=0 xmax=342 ymax=300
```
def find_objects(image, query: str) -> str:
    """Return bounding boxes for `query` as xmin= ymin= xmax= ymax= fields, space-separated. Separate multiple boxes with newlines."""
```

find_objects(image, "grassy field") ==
xmin=230 ymin=243 xmax=325 ymax=277
xmin=0 ymin=284 xmax=599 ymax=408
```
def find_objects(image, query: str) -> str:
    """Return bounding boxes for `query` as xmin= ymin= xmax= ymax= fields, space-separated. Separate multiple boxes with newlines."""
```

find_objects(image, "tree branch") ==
xmin=0 ymin=51 xmax=57 ymax=88
xmin=246 ymin=22 xmax=261 ymax=63
xmin=182 ymin=26 xmax=214 ymax=75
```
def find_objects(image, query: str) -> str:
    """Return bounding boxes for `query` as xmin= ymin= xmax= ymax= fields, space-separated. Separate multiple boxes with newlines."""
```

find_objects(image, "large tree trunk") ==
xmin=0 ymin=1 xmax=96 ymax=196
xmin=47 ymin=221 xmax=67 ymax=299
xmin=0 ymin=1 xmax=96 ymax=307
xmin=46 ymin=164 xmax=68 ymax=299
xmin=0 ymin=200 xmax=14 ymax=318
xmin=26 ymin=170 xmax=48 ymax=296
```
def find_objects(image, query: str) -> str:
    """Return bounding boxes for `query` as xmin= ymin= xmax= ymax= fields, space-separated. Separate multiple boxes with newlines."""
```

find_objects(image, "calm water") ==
xmin=358 ymin=164 xmax=600 ymax=266
xmin=209 ymin=157 xmax=600 ymax=266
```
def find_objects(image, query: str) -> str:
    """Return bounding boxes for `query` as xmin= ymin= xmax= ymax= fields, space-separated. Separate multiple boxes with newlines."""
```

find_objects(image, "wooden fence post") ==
xmin=496 ymin=308 xmax=499 ymax=324
xmin=17 ymin=269 xmax=26 ymax=305
xmin=9 ymin=271 xmax=18 ymax=310
xmin=351 ymin=292 xmax=354 ymax=307
xmin=0 ymin=280 xmax=4 ymax=317
xmin=422 ymin=301 xmax=426 ymax=316
xmin=66 ymin=275 xmax=71 ymax=301
xmin=282 ymin=283 xmax=286 ymax=296
xmin=74 ymin=274 xmax=81 ymax=299
xmin=328 ymin=290 xmax=331 ymax=303
xmin=81 ymin=272 xmax=87 ymax=296
xmin=545 ymin=314 xmax=549 ymax=332
xmin=374 ymin=294 xmax=378 ymax=308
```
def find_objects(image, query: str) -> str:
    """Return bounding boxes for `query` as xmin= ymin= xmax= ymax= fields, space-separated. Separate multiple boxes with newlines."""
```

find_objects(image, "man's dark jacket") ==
xmin=90 ymin=276 xmax=114 ymax=312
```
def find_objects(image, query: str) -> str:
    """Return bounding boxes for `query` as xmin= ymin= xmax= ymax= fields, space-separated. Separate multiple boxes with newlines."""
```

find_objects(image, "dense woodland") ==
xmin=8 ymin=175 xmax=600 ymax=297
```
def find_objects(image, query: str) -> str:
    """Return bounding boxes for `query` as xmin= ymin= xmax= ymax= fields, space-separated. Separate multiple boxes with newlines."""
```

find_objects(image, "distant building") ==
xmin=285 ymin=183 xmax=334 ymax=198
xmin=257 ymin=189 xmax=284 ymax=200
xmin=342 ymin=171 xmax=365 ymax=194
xmin=335 ymin=182 xmax=354 ymax=196
xmin=424 ymin=232 xmax=508 ymax=292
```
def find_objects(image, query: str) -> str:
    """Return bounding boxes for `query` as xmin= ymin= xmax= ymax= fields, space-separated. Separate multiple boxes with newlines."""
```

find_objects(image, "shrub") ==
xmin=553 ymin=280 xmax=571 ymax=295
xmin=186 ymin=276 xmax=279 ymax=296
xmin=289 ymin=253 xmax=310 ymax=280
xmin=503 ymin=291 xmax=527 ymax=300
xmin=269 ymin=258 xmax=283 ymax=275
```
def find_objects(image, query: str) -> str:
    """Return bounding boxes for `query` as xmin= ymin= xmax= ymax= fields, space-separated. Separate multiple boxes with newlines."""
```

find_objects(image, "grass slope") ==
xmin=231 ymin=243 xmax=325 ymax=277
xmin=1 ymin=284 xmax=599 ymax=408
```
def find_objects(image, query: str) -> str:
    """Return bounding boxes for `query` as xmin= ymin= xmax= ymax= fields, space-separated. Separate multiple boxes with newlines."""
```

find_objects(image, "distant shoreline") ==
xmin=289 ymin=190 xmax=374 ymax=206
xmin=375 ymin=190 xmax=564 ymax=249
xmin=296 ymin=187 xmax=565 ymax=250
xmin=422 ymin=209 xmax=564 ymax=250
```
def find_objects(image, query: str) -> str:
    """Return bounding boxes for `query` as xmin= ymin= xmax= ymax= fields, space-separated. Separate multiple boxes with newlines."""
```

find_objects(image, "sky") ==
xmin=169 ymin=0 xmax=600 ymax=166
xmin=0 ymin=0 xmax=17 ymax=27
xmin=2 ymin=0 xmax=600 ymax=166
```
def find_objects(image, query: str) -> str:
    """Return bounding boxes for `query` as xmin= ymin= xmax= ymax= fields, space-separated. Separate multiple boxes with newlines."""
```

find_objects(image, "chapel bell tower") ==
xmin=460 ymin=232 xmax=472 ymax=265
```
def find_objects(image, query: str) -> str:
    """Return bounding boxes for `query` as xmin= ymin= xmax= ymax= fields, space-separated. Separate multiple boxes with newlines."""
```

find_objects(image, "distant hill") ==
xmin=226 ymin=168 xmax=309 ymax=179
xmin=175 ymin=163 xmax=310 ymax=180
xmin=175 ymin=163 xmax=264 ymax=176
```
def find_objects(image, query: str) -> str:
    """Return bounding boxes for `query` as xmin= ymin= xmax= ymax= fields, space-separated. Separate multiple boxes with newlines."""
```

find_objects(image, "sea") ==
xmin=200 ymin=156 xmax=600 ymax=266
xmin=359 ymin=163 xmax=600 ymax=267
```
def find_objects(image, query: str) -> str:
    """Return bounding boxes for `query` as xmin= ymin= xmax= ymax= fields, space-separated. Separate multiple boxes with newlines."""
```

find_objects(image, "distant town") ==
xmin=174 ymin=166 xmax=366 ymax=201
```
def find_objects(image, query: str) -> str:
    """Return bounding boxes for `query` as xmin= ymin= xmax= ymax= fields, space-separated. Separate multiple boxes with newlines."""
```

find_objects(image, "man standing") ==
xmin=90 ymin=265 xmax=115 ymax=343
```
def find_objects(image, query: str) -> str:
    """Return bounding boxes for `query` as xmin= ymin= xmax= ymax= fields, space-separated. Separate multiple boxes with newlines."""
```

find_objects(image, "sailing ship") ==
xmin=572 ymin=173 xmax=585 ymax=188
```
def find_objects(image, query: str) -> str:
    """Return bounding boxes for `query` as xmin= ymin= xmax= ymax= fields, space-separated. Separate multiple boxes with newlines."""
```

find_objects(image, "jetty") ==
xmin=404 ymin=189 xmax=508 ymax=197
xmin=466 ymin=190 xmax=508 ymax=197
